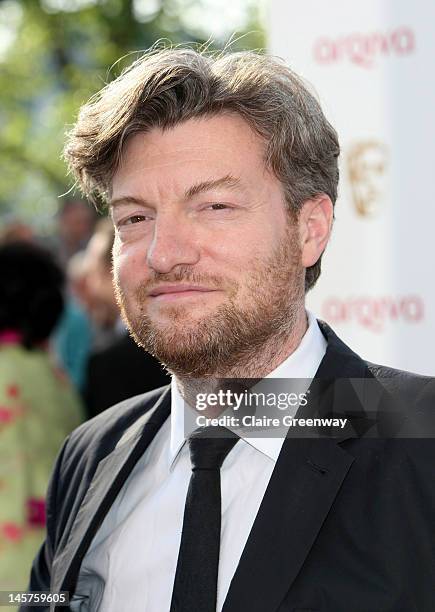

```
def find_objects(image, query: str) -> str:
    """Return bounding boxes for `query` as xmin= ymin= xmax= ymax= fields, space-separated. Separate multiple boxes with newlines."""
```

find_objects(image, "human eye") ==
xmin=115 ymin=212 xmax=153 ymax=228
xmin=122 ymin=214 xmax=149 ymax=225
xmin=203 ymin=202 xmax=233 ymax=211
xmin=196 ymin=201 xmax=240 ymax=222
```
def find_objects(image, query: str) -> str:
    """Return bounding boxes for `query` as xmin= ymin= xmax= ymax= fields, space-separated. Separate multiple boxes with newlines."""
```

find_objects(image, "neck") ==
xmin=177 ymin=307 xmax=308 ymax=406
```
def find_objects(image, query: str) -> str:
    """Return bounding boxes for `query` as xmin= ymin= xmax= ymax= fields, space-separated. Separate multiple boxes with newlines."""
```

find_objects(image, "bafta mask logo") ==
xmin=347 ymin=141 xmax=389 ymax=217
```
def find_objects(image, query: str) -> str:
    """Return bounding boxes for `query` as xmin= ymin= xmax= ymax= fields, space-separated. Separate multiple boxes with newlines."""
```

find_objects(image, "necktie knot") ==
xmin=188 ymin=427 xmax=238 ymax=471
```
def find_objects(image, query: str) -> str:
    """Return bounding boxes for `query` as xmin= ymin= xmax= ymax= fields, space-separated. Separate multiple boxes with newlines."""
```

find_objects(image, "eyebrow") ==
xmin=183 ymin=174 xmax=242 ymax=199
xmin=109 ymin=174 xmax=242 ymax=209
xmin=109 ymin=195 xmax=150 ymax=209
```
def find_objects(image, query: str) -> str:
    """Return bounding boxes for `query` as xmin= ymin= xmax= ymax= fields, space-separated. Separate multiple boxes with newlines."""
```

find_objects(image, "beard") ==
xmin=114 ymin=224 xmax=305 ymax=378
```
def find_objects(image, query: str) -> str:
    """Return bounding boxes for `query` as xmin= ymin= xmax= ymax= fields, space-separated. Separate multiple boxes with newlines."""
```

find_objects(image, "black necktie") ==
xmin=170 ymin=427 xmax=239 ymax=612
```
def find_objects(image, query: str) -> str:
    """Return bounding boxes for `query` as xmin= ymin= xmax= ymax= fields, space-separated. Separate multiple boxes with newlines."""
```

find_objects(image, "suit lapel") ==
xmin=222 ymin=321 xmax=374 ymax=612
xmin=222 ymin=435 xmax=354 ymax=612
xmin=51 ymin=388 xmax=171 ymax=600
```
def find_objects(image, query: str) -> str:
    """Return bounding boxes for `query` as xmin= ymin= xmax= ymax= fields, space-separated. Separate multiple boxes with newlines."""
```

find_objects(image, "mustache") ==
xmin=133 ymin=267 xmax=238 ymax=300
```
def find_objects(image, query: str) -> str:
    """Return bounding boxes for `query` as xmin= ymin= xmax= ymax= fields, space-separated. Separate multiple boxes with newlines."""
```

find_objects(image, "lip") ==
xmin=148 ymin=284 xmax=219 ymax=301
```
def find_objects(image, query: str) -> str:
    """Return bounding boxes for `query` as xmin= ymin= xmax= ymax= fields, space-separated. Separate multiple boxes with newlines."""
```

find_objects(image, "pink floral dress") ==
xmin=0 ymin=334 xmax=83 ymax=591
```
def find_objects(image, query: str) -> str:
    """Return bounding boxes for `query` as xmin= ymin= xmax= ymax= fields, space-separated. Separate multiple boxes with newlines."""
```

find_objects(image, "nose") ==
xmin=146 ymin=213 xmax=200 ymax=274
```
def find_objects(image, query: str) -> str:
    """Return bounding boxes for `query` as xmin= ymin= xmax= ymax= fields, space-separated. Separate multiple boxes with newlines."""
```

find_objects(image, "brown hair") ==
xmin=64 ymin=47 xmax=340 ymax=291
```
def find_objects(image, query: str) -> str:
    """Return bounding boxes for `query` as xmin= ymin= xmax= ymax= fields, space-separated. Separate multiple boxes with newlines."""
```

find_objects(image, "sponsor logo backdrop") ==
xmin=268 ymin=0 xmax=435 ymax=375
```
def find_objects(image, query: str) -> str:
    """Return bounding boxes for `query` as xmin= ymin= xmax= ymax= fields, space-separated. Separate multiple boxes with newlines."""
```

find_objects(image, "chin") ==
xmin=151 ymin=316 xmax=207 ymax=335
xmin=148 ymin=303 xmax=218 ymax=325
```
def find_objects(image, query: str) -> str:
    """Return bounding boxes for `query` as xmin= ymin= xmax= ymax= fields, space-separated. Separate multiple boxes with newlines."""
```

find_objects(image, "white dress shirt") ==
xmin=78 ymin=311 xmax=327 ymax=611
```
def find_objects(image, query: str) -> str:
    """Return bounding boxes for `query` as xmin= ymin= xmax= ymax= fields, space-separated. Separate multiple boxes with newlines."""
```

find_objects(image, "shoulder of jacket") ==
xmin=365 ymin=361 xmax=434 ymax=399
xmin=63 ymin=385 xmax=169 ymax=468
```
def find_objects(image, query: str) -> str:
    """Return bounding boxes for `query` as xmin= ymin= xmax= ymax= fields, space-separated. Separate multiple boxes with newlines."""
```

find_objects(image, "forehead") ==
xmin=112 ymin=114 xmax=268 ymax=196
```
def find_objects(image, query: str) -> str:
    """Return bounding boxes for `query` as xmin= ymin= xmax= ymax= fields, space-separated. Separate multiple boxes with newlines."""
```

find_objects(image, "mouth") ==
xmin=147 ymin=284 xmax=220 ymax=302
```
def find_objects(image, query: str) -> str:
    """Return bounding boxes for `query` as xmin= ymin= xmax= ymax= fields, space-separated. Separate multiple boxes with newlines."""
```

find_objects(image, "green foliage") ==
xmin=0 ymin=0 xmax=265 ymax=232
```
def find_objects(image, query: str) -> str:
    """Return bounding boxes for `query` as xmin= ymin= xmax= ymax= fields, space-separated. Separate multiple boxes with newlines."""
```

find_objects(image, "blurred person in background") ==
xmin=83 ymin=218 xmax=122 ymax=351
xmin=52 ymin=199 xmax=97 ymax=269
xmin=0 ymin=218 xmax=35 ymax=245
xmin=0 ymin=242 xmax=83 ymax=591
xmin=82 ymin=218 xmax=170 ymax=419
xmin=52 ymin=250 xmax=94 ymax=393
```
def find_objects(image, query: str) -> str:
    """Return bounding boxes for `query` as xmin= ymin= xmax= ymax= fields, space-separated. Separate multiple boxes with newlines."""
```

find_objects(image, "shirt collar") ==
xmin=169 ymin=310 xmax=327 ymax=468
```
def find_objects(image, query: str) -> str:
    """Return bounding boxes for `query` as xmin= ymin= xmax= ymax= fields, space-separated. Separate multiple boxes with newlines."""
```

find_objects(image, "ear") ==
xmin=298 ymin=195 xmax=334 ymax=268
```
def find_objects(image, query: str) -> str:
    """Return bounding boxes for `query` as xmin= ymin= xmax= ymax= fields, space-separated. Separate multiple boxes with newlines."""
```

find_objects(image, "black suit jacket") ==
xmin=27 ymin=322 xmax=435 ymax=611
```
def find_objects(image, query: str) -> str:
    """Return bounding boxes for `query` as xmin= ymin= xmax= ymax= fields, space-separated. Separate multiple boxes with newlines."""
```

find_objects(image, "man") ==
xmin=27 ymin=49 xmax=434 ymax=611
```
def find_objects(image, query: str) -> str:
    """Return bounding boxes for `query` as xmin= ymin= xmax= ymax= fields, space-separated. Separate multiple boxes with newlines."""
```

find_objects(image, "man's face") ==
xmin=111 ymin=114 xmax=305 ymax=377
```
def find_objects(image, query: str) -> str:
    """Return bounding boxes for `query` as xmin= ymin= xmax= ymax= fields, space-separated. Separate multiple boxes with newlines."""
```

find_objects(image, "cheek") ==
xmin=113 ymin=241 xmax=149 ymax=288
xmin=208 ymin=227 xmax=267 ymax=262
xmin=209 ymin=241 xmax=237 ymax=259
xmin=206 ymin=242 xmax=255 ymax=286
